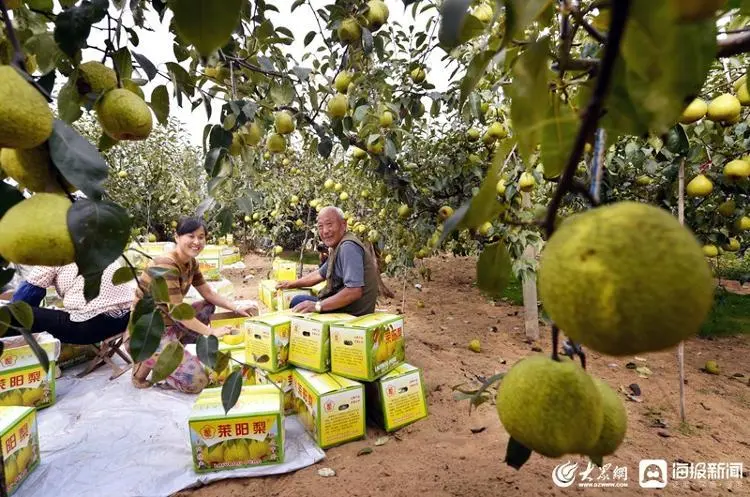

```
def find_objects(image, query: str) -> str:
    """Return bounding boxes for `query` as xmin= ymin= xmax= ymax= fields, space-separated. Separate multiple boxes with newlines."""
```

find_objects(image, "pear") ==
xmin=723 ymin=159 xmax=750 ymax=181
xmin=367 ymin=139 xmax=384 ymax=155
xmin=171 ymin=0 xmax=243 ymax=56
xmin=679 ymin=98 xmax=708 ymax=124
xmin=706 ymin=94 xmax=741 ymax=123
xmin=467 ymin=128 xmax=480 ymax=141
xmin=717 ymin=199 xmax=736 ymax=217
xmin=723 ymin=238 xmax=740 ymax=252
xmin=738 ymin=82 xmax=750 ymax=106
xmin=351 ymin=146 xmax=367 ymax=159
xmin=267 ymin=133 xmax=286 ymax=153
xmin=0 ymin=194 xmax=76 ymax=266
xmin=244 ymin=121 xmax=263 ymax=145
xmin=334 ymin=71 xmax=353 ymax=93
xmin=398 ymin=204 xmax=410 ymax=218
xmin=438 ymin=206 xmax=454 ymax=220
xmin=274 ymin=111 xmax=295 ymax=134
xmin=327 ymin=93 xmax=348 ymax=119
xmin=122 ymin=79 xmax=145 ymax=99
xmin=1 ymin=146 xmax=75 ymax=193
xmin=519 ymin=172 xmax=536 ymax=192
xmin=473 ymin=3 xmax=493 ymax=23
xmin=337 ymin=18 xmax=361 ymax=44
xmin=365 ymin=0 xmax=389 ymax=31
xmin=496 ymin=179 xmax=506 ymax=195
xmin=636 ymin=175 xmax=654 ymax=186
xmin=735 ymin=215 xmax=750 ymax=231
xmin=76 ymin=61 xmax=117 ymax=95
xmin=686 ymin=174 xmax=713 ymax=197
xmin=487 ymin=121 xmax=507 ymax=139
xmin=703 ymin=244 xmax=719 ymax=257
xmin=96 ymin=89 xmax=153 ymax=140
xmin=0 ymin=65 xmax=54 ymax=149
xmin=379 ymin=110 xmax=393 ymax=128
xmin=410 ymin=67 xmax=426 ymax=83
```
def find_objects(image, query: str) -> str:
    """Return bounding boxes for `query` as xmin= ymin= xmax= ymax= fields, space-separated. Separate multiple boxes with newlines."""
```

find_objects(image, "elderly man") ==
xmin=276 ymin=206 xmax=378 ymax=316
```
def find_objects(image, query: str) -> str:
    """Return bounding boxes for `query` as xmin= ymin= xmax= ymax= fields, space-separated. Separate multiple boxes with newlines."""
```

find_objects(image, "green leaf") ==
xmin=129 ymin=311 xmax=164 ymax=362
xmin=19 ymin=329 xmax=50 ymax=373
xmin=476 ymin=242 xmax=512 ymax=299
xmin=146 ymin=266 xmax=178 ymax=279
xmin=459 ymin=43 xmax=501 ymax=109
xmin=7 ymin=302 xmax=33 ymax=330
xmin=601 ymin=0 xmax=716 ymax=137
xmin=98 ymin=133 xmax=118 ymax=151
xmin=540 ymin=95 xmax=578 ymax=179
xmin=291 ymin=0 xmax=305 ymax=11
xmin=57 ymin=77 xmax=83 ymax=124
xmin=269 ymin=80 xmax=295 ymax=106
xmin=150 ymin=276 xmax=169 ymax=303
xmin=26 ymin=0 xmax=54 ymax=12
xmin=170 ymin=303 xmax=196 ymax=321
xmin=112 ymin=265 xmax=135 ymax=285
xmin=196 ymin=335 xmax=219 ymax=369
xmin=221 ymin=370 xmax=243 ymax=414
xmin=24 ymin=32 xmax=62 ymax=75
xmin=0 ymin=269 xmax=14 ymax=292
xmin=0 ymin=183 xmax=24 ymax=218
xmin=505 ymin=436 xmax=533 ymax=470
xmin=53 ymin=0 xmax=108 ymax=58
xmin=438 ymin=0 xmax=472 ymax=48
xmin=214 ymin=351 xmax=231 ymax=374
xmin=504 ymin=0 xmax=554 ymax=47
xmin=150 ymin=85 xmax=170 ymax=126
xmin=130 ymin=294 xmax=155 ymax=332
xmin=149 ymin=341 xmax=184 ymax=383
xmin=204 ymin=147 xmax=226 ymax=175
xmin=48 ymin=120 xmax=108 ymax=200
xmin=508 ymin=37 xmax=550 ymax=166
xmin=304 ymin=31 xmax=316 ymax=47
xmin=664 ymin=125 xmax=689 ymax=155
xmin=0 ymin=307 xmax=10 ymax=337
xmin=132 ymin=51 xmax=157 ymax=80
xmin=111 ymin=47 xmax=133 ymax=81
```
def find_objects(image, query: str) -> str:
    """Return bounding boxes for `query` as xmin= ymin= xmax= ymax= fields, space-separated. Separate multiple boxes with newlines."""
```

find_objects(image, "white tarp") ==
xmin=17 ymin=365 xmax=326 ymax=497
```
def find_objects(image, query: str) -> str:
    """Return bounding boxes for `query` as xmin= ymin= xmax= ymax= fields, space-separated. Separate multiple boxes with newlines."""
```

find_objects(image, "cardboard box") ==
xmin=245 ymin=312 xmax=293 ymax=372
xmin=0 ymin=334 xmax=60 ymax=410
xmin=365 ymin=363 xmax=428 ymax=432
xmin=0 ymin=406 xmax=40 ymax=496
xmin=188 ymin=385 xmax=284 ymax=472
xmin=330 ymin=313 xmax=405 ymax=382
xmin=58 ymin=343 xmax=96 ymax=369
xmin=275 ymin=288 xmax=312 ymax=311
xmin=258 ymin=280 xmax=277 ymax=311
xmin=184 ymin=278 xmax=234 ymax=305
xmin=255 ymin=367 xmax=295 ymax=414
xmin=221 ymin=247 xmax=241 ymax=266
xmin=271 ymin=258 xmax=297 ymax=281
xmin=288 ymin=313 xmax=357 ymax=373
xmin=309 ymin=281 xmax=327 ymax=296
xmin=292 ymin=369 xmax=365 ymax=449
xmin=205 ymin=349 xmax=256 ymax=388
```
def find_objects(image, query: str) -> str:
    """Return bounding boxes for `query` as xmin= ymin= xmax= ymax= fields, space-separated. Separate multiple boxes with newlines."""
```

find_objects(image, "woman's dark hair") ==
xmin=176 ymin=216 xmax=208 ymax=236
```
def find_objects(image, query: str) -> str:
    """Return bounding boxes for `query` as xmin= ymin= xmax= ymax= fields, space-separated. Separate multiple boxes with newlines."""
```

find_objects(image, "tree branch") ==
xmin=717 ymin=31 xmax=750 ymax=58
xmin=544 ymin=0 xmax=631 ymax=238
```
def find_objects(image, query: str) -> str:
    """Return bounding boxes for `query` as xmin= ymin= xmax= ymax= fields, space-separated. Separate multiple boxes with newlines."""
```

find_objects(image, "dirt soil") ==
xmin=176 ymin=253 xmax=750 ymax=497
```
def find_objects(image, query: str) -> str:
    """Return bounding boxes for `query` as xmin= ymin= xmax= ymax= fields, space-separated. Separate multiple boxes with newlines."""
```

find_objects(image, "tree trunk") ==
xmin=677 ymin=159 xmax=687 ymax=424
xmin=521 ymin=191 xmax=539 ymax=340
xmin=365 ymin=242 xmax=395 ymax=299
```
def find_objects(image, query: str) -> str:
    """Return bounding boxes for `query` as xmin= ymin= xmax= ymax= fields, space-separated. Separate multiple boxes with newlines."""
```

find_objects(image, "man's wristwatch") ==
xmin=314 ymin=301 xmax=322 ymax=313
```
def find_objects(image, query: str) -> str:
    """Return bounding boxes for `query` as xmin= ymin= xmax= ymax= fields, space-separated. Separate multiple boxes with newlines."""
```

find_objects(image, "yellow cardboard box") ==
xmin=0 ymin=406 xmax=40 ymax=496
xmin=258 ymin=280 xmax=277 ymax=311
xmin=275 ymin=288 xmax=312 ymax=310
xmin=365 ymin=363 xmax=428 ymax=432
xmin=0 ymin=334 xmax=60 ymax=410
xmin=288 ymin=313 xmax=356 ymax=373
xmin=245 ymin=312 xmax=293 ymax=372
xmin=221 ymin=247 xmax=241 ymax=266
xmin=184 ymin=278 xmax=234 ymax=305
xmin=58 ymin=343 xmax=96 ymax=369
xmin=309 ymin=281 xmax=327 ymax=296
xmin=292 ymin=369 xmax=365 ymax=449
xmin=330 ymin=313 xmax=405 ymax=382
xmin=255 ymin=367 xmax=295 ymax=414
xmin=188 ymin=385 xmax=284 ymax=472
xmin=271 ymin=259 xmax=297 ymax=281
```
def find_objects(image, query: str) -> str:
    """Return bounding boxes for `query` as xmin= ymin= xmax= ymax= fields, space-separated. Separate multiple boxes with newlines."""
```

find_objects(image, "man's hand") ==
xmin=211 ymin=325 xmax=234 ymax=337
xmin=292 ymin=300 xmax=317 ymax=313
xmin=233 ymin=301 xmax=259 ymax=317
xmin=276 ymin=281 xmax=295 ymax=290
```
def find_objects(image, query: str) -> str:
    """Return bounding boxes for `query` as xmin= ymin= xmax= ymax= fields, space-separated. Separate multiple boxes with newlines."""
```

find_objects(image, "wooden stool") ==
xmin=77 ymin=332 xmax=133 ymax=380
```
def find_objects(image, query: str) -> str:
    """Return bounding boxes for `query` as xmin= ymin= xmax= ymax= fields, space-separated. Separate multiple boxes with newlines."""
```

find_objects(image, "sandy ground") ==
xmin=175 ymin=253 xmax=750 ymax=497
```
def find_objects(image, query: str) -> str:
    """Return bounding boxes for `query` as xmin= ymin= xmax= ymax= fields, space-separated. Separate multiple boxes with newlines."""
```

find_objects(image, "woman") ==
xmin=131 ymin=217 xmax=256 ymax=393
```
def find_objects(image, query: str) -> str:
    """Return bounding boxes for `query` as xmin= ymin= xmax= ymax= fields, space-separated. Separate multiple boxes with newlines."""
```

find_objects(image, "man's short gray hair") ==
xmin=318 ymin=206 xmax=345 ymax=220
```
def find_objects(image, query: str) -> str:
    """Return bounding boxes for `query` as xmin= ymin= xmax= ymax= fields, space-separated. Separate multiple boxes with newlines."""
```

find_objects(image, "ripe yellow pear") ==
xmin=274 ymin=111 xmax=295 ymax=134
xmin=519 ymin=172 xmax=536 ymax=192
xmin=365 ymin=0 xmax=389 ymax=31
xmin=351 ymin=146 xmax=367 ymax=159
xmin=587 ymin=379 xmax=627 ymax=459
xmin=266 ymin=133 xmax=286 ymax=153
xmin=410 ymin=67 xmax=426 ymax=83
xmin=717 ymin=199 xmax=736 ymax=217
xmin=539 ymin=201 xmax=714 ymax=356
xmin=473 ymin=3 xmax=493 ymax=23
xmin=679 ymin=98 xmax=708 ymax=124
xmin=0 ymin=194 xmax=76 ymax=266
xmin=0 ymin=65 xmax=54 ymax=149
xmin=337 ymin=18 xmax=361 ymax=44
xmin=724 ymin=238 xmax=740 ymax=252
xmin=703 ymin=244 xmax=719 ymax=257
xmin=339 ymin=191 xmax=349 ymax=201
xmin=438 ymin=206 xmax=454 ymax=220
xmin=496 ymin=356 xmax=604 ymax=458
xmin=327 ymin=93 xmax=348 ymax=119
xmin=706 ymin=94 xmax=741 ymax=123
xmin=171 ymin=0 xmax=243 ymax=56
xmin=496 ymin=178 xmax=506 ymax=195
xmin=0 ymin=146 xmax=75 ymax=193
xmin=398 ymin=204 xmax=410 ymax=218
xmin=244 ymin=121 xmax=263 ymax=145
xmin=468 ymin=339 xmax=481 ymax=353
xmin=487 ymin=121 xmax=507 ymax=139
xmin=635 ymin=175 xmax=654 ymax=186
xmin=367 ymin=139 xmax=384 ymax=155
xmin=334 ymin=182 xmax=343 ymax=192
xmin=738 ymin=82 xmax=750 ymax=106
xmin=735 ymin=215 xmax=750 ymax=231
xmin=334 ymin=71 xmax=353 ymax=93
xmin=467 ymin=128 xmax=480 ymax=141
xmin=686 ymin=174 xmax=713 ymax=197
xmin=324 ymin=178 xmax=334 ymax=189
xmin=96 ymin=88 xmax=153 ymax=140
xmin=77 ymin=61 xmax=117 ymax=95
xmin=723 ymin=159 xmax=750 ymax=181
xmin=477 ymin=221 xmax=492 ymax=236
xmin=379 ymin=110 xmax=394 ymax=127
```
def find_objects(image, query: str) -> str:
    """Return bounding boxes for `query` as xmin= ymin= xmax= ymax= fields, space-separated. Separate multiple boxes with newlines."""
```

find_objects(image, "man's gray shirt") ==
xmin=318 ymin=241 xmax=365 ymax=288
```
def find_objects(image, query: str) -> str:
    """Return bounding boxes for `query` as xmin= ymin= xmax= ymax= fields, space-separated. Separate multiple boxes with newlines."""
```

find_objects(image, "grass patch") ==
xmin=277 ymin=250 xmax=321 ymax=266
xmin=700 ymin=287 xmax=750 ymax=337
xmin=501 ymin=278 xmax=524 ymax=306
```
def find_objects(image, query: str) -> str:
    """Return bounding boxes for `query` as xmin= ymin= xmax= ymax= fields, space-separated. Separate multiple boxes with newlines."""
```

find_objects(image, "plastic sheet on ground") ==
xmin=16 ymin=365 xmax=326 ymax=497
xmin=222 ymin=261 xmax=246 ymax=270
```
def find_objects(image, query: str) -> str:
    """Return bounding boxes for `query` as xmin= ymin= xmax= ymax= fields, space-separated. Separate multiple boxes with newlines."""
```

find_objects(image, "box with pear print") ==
xmin=330 ymin=313 xmax=405 ymax=382
xmin=0 ymin=406 xmax=40 ymax=496
xmin=288 ymin=313 xmax=357 ymax=373
xmin=245 ymin=312 xmax=297 ymax=373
